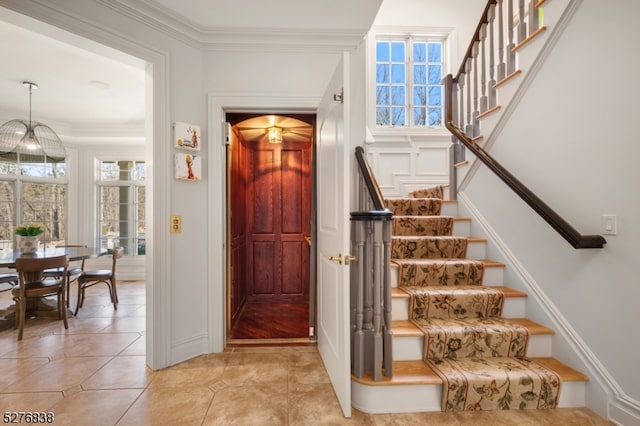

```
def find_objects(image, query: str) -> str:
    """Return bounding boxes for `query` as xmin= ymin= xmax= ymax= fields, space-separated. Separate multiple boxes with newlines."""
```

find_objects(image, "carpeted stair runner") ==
xmin=425 ymin=356 xmax=561 ymax=411
xmin=387 ymin=185 xmax=562 ymax=412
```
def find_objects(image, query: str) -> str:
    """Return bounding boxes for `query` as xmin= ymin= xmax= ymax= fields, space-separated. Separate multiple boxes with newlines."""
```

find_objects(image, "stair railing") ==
xmin=444 ymin=0 xmax=606 ymax=249
xmin=351 ymin=146 xmax=393 ymax=380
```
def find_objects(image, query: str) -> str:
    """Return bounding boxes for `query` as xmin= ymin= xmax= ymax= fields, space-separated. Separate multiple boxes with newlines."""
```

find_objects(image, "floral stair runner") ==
xmin=388 ymin=186 xmax=561 ymax=411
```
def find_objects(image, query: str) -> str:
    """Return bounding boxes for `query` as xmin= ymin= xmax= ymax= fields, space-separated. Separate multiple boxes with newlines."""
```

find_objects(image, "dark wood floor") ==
xmin=229 ymin=301 xmax=310 ymax=340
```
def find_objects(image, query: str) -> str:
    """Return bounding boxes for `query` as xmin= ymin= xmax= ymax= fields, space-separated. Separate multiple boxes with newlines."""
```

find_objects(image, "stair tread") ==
xmin=392 ymin=258 xmax=504 ymax=267
xmin=391 ymin=317 xmax=553 ymax=336
xmin=392 ymin=286 xmax=527 ymax=299
xmin=352 ymin=357 xmax=588 ymax=386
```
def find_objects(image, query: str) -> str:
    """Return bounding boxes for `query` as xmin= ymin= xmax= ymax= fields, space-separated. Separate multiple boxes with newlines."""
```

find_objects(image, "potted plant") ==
xmin=15 ymin=223 xmax=44 ymax=254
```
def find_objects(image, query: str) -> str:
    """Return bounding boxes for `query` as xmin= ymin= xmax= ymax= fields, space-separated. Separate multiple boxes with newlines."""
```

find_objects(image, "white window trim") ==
xmin=94 ymin=157 xmax=146 ymax=256
xmin=366 ymin=26 xmax=456 ymax=143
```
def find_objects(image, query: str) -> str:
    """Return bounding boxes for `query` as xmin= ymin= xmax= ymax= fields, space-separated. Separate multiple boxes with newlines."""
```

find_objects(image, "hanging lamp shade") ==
xmin=0 ymin=82 xmax=66 ymax=162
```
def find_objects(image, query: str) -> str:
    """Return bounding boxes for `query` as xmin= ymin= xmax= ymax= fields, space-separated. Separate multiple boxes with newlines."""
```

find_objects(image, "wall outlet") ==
xmin=171 ymin=215 xmax=182 ymax=234
xmin=602 ymin=214 xmax=617 ymax=235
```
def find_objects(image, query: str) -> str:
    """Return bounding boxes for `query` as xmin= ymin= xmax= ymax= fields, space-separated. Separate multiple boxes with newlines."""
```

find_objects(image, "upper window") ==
xmin=375 ymin=37 xmax=444 ymax=128
xmin=0 ymin=157 xmax=67 ymax=246
xmin=96 ymin=160 xmax=146 ymax=256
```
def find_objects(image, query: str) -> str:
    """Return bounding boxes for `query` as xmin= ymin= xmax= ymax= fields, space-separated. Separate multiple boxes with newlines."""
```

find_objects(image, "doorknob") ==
xmin=329 ymin=253 xmax=356 ymax=265
xmin=305 ymin=236 xmax=311 ymax=246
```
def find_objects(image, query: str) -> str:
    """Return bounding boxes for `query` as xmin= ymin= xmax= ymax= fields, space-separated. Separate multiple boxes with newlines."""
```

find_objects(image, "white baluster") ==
xmin=506 ymin=0 xmax=517 ymax=75
xmin=479 ymin=23 xmax=488 ymax=114
xmin=518 ymin=0 xmax=527 ymax=43
xmin=497 ymin=0 xmax=506 ymax=81
xmin=488 ymin=4 xmax=498 ymax=108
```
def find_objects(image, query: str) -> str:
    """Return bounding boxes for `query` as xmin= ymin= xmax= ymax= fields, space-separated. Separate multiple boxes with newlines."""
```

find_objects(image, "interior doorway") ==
xmin=225 ymin=112 xmax=316 ymax=344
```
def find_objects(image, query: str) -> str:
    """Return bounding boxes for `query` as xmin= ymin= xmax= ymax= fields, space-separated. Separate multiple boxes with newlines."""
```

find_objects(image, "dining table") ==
xmin=0 ymin=246 xmax=107 ymax=268
xmin=0 ymin=246 xmax=108 ymax=331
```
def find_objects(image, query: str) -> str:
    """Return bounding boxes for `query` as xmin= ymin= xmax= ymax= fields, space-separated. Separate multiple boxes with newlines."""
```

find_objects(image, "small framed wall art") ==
xmin=175 ymin=153 xmax=201 ymax=181
xmin=174 ymin=121 xmax=201 ymax=151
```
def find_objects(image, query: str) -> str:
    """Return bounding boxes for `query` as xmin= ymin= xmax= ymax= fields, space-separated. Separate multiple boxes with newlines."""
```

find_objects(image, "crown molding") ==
xmin=96 ymin=0 xmax=203 ymax=49
xmin=103 ymin=0 xmax=367 ymax=51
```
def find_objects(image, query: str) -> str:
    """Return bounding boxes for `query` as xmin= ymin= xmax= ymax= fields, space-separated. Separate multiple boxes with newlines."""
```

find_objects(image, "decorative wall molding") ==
xmin=365 ymin=132 xmax=451 ymax=198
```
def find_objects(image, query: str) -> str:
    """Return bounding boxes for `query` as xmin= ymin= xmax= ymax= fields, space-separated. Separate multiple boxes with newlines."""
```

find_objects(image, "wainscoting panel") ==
xmin=365 ymin=133 xmax=451 ymax=198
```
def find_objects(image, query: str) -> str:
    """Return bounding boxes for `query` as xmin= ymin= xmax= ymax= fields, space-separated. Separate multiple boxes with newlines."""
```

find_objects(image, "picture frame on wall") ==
xmin=175 ymin=153 xmax=201 ymax=181
xmin=174 ymin=121 xmax=201 ymax=151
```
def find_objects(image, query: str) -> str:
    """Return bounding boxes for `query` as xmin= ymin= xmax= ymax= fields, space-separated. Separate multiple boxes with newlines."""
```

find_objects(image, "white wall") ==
xmin=462 ymin=0 xmax=640 ymax=421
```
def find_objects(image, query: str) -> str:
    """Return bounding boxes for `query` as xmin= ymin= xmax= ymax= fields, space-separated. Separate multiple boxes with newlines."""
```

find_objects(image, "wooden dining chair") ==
xmin=12 ymin=255 xmax=69 ymax=340
xmin=42 ymin=245 xmax=87 ymax=307
xmin=0 ymin=273 xmax=19 ymax=292
xmin=74 ymin=247 xmax=123 ymax=315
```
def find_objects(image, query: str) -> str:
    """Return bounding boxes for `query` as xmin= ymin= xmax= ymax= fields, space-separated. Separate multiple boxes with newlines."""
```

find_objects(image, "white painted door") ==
xmin=316 ymin=52 xmax=351 ymax=418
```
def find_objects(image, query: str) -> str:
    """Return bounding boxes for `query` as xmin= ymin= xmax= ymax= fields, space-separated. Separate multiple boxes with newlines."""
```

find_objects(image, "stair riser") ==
xmin=352 ymin=380 xmax=585 ymax=414
xmin=465 ymin=240 xmax=486 ymax=259
xmin=391 ymin=264 xmax=504 ymax=288
xmin=440 ymin=201 xmax=457 ymax=217
xmin=392 ymin=334 xmax=552 ymax=361
xmin=391 ymin=296 xmax=526 ymax=321
xmin=452 ymin=220 xmax=470 ymax=236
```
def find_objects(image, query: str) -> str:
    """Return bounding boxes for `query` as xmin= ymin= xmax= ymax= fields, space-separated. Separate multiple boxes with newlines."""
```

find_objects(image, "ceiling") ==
xmin=230 ymin=114 xmax=314 ymax=144
xmin=0 ymin=1 xmax=381 ymax=140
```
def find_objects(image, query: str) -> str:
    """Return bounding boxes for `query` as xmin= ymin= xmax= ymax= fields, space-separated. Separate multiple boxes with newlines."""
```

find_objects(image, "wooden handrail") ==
xmin=355 ymin=146 xmax=385 ymax=211
xmin=444 ymin=75 xmax=606 ymax=249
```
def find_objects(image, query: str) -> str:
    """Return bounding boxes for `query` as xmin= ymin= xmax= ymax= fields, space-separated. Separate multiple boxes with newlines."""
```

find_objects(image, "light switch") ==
xmin=171 ymin=215 xmax=182 ymax=234
xmin=602 ymin=214 xmax=617 ymax=235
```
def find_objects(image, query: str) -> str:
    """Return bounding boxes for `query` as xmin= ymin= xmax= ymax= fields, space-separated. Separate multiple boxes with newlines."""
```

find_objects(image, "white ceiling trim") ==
xmin=104 ymin=0 xmax=373 ymax=50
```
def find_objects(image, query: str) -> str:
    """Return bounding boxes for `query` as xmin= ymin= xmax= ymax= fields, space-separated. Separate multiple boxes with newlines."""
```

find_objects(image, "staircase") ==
xmin=351 ymin=186 xmax=589 ymax=413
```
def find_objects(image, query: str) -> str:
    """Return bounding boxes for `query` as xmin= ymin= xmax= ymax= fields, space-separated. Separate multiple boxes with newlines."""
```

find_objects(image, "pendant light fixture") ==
xmin=267 ymin=125 xmax=283 ymax=144
xmin=0 ymin=81 xmax=67 ymax=161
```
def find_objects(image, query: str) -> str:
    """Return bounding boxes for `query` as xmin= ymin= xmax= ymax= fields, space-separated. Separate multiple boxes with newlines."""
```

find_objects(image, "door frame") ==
xmin=207 ymin=94 xmax=320 ymax=351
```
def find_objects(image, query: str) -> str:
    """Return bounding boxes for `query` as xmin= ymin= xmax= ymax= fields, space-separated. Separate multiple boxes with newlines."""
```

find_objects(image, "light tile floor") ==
xmin=0 ymin=281 xmax=613 ymax=425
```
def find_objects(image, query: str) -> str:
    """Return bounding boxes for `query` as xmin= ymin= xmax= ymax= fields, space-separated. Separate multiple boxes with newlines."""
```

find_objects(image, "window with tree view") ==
xmin=376 ymin=38 xmax=444 ymax=127
xmin=0 ymin=157 xmax=67 ymax=248
xmin=97 ymin=160 xmax=145 ymax=256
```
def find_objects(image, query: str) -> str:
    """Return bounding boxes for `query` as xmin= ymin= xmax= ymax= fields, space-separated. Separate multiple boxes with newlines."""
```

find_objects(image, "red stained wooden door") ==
xmin=245 ymin=139 xmax=311 ymax=303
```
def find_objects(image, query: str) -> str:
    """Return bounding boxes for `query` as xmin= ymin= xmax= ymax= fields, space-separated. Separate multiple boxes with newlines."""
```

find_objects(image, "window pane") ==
xmin=376 ymin=64 xmax=389 ymax=84
xmin=133 ymin=162 xmax=146 ymax=181
xmin=413 ymin=43 xmax=426 ymax=62
xmin=428 ymin=65 xmax=442 ymax=84
xmin=376 ymin=41 xmax=389 ymax=61
xmin=0 ymin=181 xmax=15 ymax=241
xmin=414 ymin=86 xmax=426 ymax=107
xmin=0 ymin=161 xmax=18 ymax=175
xmin=376 ymin=107 xmax=390 ymax=126
xmin=428 ymin=42 xmax=442 ymax=62
xmin=391 ymin=42 xmax=405 ymax=62
xmin=391 ymin=86 xmax=405 ymax=106
xmin=414 ymin=107 xmax=426 ymax=126
xmin=101 ymin=162 xmax=120 ymax=181
xmin=429 ymin=86 xmax=442 ymax=107
xmin=376 ymin=86 xmax=389 ymax=106
xmin=20 ymin=163 xmax=47 ymax=177
xmin=428 ymin=107 xmax=442 ymax=126
xmin=21 ymin=183 xmax=67 ymax=244
xmin=391 ymin=107 xmax=406 ymax=126
xmin=391 ymin=64 xmax=405 ymax=84
xmin=413 ymin=65 xmax=426 ymax=84
xmin=136 ymin=186 xmax=146 ymax=255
